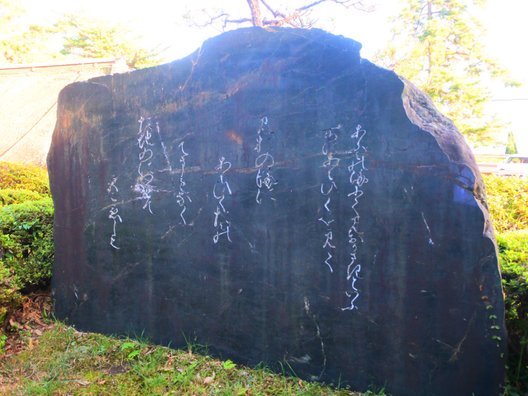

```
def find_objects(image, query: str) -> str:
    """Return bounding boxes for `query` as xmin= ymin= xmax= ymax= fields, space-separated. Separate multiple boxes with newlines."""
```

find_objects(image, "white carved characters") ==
xmin=319 ymin=124 xmax=342 ymax=273
xmin=342 ymin=124 xmax=369 ymax=311
xmin=213 ymin=156 xmax=233 ymax=244
xmin=254 ymin=116 xmax=278 ymax=204
xmin=107 ymin=176 xmax=122 ymax=249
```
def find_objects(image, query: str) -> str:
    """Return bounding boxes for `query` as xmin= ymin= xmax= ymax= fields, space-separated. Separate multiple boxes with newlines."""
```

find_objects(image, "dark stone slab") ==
xmin=47 ymin=27 xmax=505 ymax=396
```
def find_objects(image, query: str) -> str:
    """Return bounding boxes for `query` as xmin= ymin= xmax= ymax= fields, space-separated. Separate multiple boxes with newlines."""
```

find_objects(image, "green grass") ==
xmin=0 ymin=323 xmax=374 ymax=395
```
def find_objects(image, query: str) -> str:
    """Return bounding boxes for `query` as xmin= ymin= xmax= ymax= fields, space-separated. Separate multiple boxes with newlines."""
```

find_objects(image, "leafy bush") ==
xmin=497 ymin=230 xmax=528 ymax=392
xmin=0 ymin=262 xmax=22 ymax=345
xmin=483 ymin=175 xmax=528 ymax=233
xmin=0 ymin=198 xmax=54 ymax=290
xmin=0 ymin=161 xmax=50 ymax=195
xmin=0 ymin=188 xmax=46 ymax=207
xmin=0 ymin=162 xmax=51 ymax=349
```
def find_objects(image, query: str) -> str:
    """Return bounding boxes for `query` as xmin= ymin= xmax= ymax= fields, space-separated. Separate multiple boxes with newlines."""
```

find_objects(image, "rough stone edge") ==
xmin=399 ymin=77 xmax=496 ymax=240
xmin=399 ymin=75 xmax=506 ymax=389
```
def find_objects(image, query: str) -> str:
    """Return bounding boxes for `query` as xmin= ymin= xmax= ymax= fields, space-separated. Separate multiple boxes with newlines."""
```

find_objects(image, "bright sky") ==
xmin=16 ymin=0 xmax=528 ymax=152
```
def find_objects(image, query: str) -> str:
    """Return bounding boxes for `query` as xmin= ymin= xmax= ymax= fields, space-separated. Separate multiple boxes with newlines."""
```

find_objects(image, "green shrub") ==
xmin=483 ymin=175 xmax=528 ymax=233
xmin=0 ymin=198 xmax=54 ymax=289
xmin=0 ymin=261 xmax=22 ymax=345
xmin=0 ymin=188 xmax=46 ymax=207
xmin=0 ymin=161 xmax=50 ymax=195
xmin=497 ymin=230 xmax=528 ymax=392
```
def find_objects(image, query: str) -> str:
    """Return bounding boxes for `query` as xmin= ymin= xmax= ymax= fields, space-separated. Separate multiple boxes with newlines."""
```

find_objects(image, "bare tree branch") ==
xmin=296 ymin=0 xmax=327 ymax=12
xmin=246 ymin=0 xmax=263 ymax=26
xmin=191 ymin=12 xmax=231 ymax=28
xmin=297 ymin=0 xmax=375 ymax=13
xmin=193 ymin=0 xmax=375 ymax=30
xmin=260 ymin=0 xmax=286 ymax=18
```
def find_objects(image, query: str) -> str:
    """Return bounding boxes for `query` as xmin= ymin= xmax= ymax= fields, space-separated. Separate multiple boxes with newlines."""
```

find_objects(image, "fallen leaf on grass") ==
xmin=8 ymin=319 xmax=21 ymax=330
xmin=203 ymin=376 xmax=214 ymax=385
xmin=203 ymin=372 xmax=215 ymax=385
xmin=164 ymin=354 xmax=175 ymax=370
xmin=74 ymin=379 xmax=90 ymax=386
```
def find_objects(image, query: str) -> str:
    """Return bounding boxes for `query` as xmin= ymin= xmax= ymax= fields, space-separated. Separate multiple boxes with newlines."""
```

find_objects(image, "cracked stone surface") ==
xmin=47 ymin=27 xmax=505 ymax=396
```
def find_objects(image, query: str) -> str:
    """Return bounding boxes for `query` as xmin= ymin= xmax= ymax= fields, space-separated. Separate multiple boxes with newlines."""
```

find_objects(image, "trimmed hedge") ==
xmin=498 ymin=230 xmax=528 ymax=393
xmin=0 ymin=198 xmax=54 ymax=290
xmin=0 ymin=162 xmax=51 ymax=348
xmin=483 ymin=175 xmax=528 ymax=233
xmin=0 ymin=188 xmax=46 ymax=207
xmin=0 ymin=161 xmax=50 ymax=195
xmin=0 ymin=262 xmax=22 ymax=333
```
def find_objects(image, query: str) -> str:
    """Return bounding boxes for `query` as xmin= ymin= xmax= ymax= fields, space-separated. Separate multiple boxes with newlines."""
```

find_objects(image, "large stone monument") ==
xmin=47 ymin=28 xmax=505 ymax=395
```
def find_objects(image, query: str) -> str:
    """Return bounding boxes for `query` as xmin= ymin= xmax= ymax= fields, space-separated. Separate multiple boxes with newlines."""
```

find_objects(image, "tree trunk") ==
xmin=246 ymin=0 xmax=263 ymax=26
